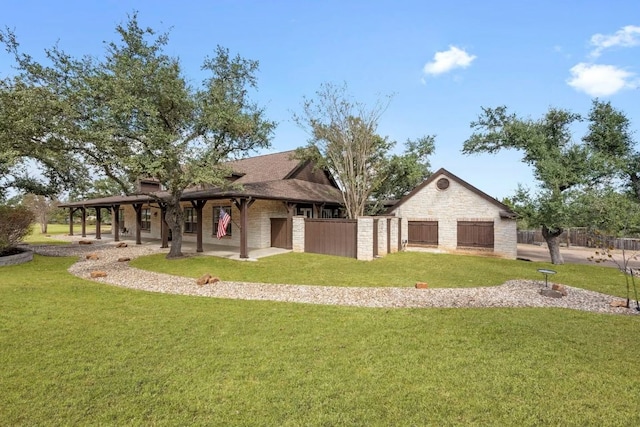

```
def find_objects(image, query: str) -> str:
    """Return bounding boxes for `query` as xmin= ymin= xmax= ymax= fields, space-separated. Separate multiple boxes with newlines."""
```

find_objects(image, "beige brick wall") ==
xmin=390 ymin=173 xmax=517 ymax=259
xmin=292 ymin=216 xmax=305 ymax=252
xmin=357 ymin=217 xmax=374 ymax=261
xmin=376 ymin=217 xmax=388 ymax=256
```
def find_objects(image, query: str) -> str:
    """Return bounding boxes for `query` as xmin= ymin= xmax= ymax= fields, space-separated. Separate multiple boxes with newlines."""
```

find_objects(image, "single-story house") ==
xmin=386 ymin=168 xmax=517 ymax=259
xmin=59 ymin=150 xmax=344 ymax=258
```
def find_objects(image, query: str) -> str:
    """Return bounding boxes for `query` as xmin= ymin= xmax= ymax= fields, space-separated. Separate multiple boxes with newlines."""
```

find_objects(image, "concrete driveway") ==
xmin=517 ymin=243 xmax=640 ymax=269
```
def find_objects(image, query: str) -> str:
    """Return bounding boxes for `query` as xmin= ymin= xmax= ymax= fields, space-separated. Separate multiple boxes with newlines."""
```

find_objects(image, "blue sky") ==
xmin=2 ymin=0 xmax=639 ymax=200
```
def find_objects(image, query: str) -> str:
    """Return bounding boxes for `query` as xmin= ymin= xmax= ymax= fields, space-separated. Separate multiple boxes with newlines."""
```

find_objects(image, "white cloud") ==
xmin=567 ymin=63 xmax=636 ymax=96
xmin=423 ymin=46 xmax=476 ymax=76
xmin=590 ymin=25 xmax=640 ymax=57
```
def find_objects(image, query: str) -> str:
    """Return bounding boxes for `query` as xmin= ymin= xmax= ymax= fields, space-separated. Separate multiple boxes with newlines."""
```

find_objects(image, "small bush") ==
xmin=0 ymin=205 xmax=35 ymax=253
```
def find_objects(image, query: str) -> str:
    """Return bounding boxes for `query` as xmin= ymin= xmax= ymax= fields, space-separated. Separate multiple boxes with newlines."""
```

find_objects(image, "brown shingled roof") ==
xmin=59 ymin=150 xmax=344 ymax=208
xmin=226 ymin=150 xmax=301 ymax=184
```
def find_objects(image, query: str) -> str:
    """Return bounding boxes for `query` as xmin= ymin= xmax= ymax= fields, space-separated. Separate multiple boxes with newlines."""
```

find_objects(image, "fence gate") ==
xmin=305 ymin=219 xmax=357 ymax=258
xmin=408 ymin=221 xmax=438 ymax=246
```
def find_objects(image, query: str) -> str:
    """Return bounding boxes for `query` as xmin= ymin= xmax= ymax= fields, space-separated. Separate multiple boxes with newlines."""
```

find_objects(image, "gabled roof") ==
xmin=386 ymin=168 xmax=515 ymax=216
xmin=225 ymin=150 xmax=303 ymax=184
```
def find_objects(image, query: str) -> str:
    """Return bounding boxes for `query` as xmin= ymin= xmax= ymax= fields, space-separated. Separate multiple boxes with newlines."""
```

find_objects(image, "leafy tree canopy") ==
xmin=1 ymin=13 xmax=275 ymax=258
xmin=462 ymin=106 xmax=593 ymax=264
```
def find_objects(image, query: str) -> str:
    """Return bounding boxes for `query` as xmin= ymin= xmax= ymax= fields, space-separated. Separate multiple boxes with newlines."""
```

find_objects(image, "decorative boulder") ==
xmin=90 ymin=271 xmax=107 ymax=278
xmin=415 ymin=282 xmax=429 ymax=289
xmin=78 ymin=240 xmax=93 ymax=245
xmin=196 ymin=274 xmax=212 ymax=286
xmin=551 ymin=284 xmax=568 ymax=296
xmin=208 ymin=276 xmax=220 ymax=285
xmin=86 ymin=253 xmax=99 ymax=260
xmin=116 ymin=242 xmax=128 ymax=248
xmin=117 ymin=257 xmax=131 ymax=262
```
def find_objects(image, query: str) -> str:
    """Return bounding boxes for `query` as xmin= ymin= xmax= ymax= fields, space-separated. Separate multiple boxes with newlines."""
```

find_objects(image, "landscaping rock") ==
xmin=86 ymin=253 xmax=99 ymax=260
xmin=197 ymin=274 xmax=212 ymax=286
xmin=208 ymin=276 xmax=220 ymax=285
xmin=539 ymin=289 xmax=563 ymax=298
xmin=552 ymin=284 xmax=568 ymax=296
xmin=415 ymin=282 xmax=429 ymax=289
xmin=117 ymin=257 xmax=131 ymax=262
xmin=116 ymin=242 xmax=128 ymax=248
xmin=90 ymin=271 xmax=107 ymax=278
xmin=78 ymin=240 xmax=93 ymax=245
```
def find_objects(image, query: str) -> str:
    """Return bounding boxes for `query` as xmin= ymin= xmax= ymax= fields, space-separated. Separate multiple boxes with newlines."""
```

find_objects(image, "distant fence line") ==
xmin=517 ymin=228 xmax=640 ymax=251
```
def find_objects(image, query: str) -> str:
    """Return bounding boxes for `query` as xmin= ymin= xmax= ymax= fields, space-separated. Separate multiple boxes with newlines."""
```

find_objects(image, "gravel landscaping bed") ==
xmin=29 ymin=242 xmax=640 ymax=315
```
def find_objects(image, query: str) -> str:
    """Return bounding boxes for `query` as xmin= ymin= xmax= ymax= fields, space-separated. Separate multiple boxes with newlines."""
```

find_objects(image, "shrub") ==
xmin=0 ymin=205 xmax=35 ymax=253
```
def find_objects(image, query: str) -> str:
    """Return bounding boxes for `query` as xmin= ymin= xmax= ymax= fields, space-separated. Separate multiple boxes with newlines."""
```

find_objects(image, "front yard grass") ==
xmin=131 ymin=251 xmax=630 ymax=297
xmin=1 ymin=255 xmax=639 ymax=425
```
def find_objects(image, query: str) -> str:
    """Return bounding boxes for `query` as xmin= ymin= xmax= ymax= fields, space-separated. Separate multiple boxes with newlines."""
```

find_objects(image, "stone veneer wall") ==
xmin=292 ymin=216 xmax=305 ymax=253
xmin=357 ymin=217 xmax=374 ymax=261
xmin=390 ymin=174 xmax=517 ymax=259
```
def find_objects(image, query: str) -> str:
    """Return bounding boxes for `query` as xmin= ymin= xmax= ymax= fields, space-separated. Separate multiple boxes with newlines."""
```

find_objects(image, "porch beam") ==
xmin=284 ymin=202 xmax=296 ymax=250
xmin=68 ymin=208 xmax=75 ymax=236
xmin=81 ymin=207 xmax=87 ymax=237
xmin=236 ymin=198 xmax=250 ymax=259
xmin=112 ymin=205 xmax=121 ymax=242
xmin=95 ymin=208 xmax=102 ymax=239
xmin=133 ymin=203 xmax=143 ymax=245
xmin=191 ymin=200 xmax=207 ymax=253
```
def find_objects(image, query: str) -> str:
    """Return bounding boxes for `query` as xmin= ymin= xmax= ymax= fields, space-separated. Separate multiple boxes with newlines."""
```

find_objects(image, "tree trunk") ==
xmin=40 ymin=222 xmax=47 ymax=233
xmin=542 ymin=225 xmax=564 ymax=265
xmin=164 ymin=194 xmax=184 ymax=259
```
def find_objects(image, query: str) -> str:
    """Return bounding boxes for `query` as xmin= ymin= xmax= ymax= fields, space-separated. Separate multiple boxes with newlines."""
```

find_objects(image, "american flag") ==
xmin=216 ymin=208 xmax=231 ymax=239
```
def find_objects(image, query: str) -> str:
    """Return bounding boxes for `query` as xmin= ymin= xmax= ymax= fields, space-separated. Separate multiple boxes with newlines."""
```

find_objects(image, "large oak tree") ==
xmin=1 ymin=14 xmax=275 ymax=258
xmin=463 ymin=106 xmax=592 ymax=264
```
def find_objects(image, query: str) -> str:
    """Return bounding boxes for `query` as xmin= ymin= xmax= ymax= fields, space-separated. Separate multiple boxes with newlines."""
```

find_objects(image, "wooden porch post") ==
xmin=235 ymin=198 xmax=255 ymax=259
xmin=133 ymin=203 xmax=143 ymax=245
xmin=160 ymin=205 xmax=169 ymax=248
xmin=285 ymin=202 xmax=296 ymax=250
xmin=68 ymin=208 xmax=74 ymax=236
xmin=81 ymin=208 xmax=87 ymax=237
xmin=95 ymin=208 xmax=102 ymax=239
xmin=112 ymin=205 xmax=120 ymax=242
xmin=191 ymin=200 xmax=207 ymax=253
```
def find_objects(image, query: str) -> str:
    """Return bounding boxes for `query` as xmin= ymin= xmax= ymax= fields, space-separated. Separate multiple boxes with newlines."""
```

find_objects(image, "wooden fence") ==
xmin=517 ymin=228 xmax=640 ymax=251
xmin=304 ymin=219 xmax=358 ymax=258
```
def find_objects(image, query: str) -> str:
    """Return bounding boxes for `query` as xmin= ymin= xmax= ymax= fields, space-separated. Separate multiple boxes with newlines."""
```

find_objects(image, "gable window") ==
xmin=141 ymin=208 xmax=151 ymax=232
xmin=213 ymin=206 xmax=232 ymax=237
xmin=184 ymin=207 xmax=196 ymax=233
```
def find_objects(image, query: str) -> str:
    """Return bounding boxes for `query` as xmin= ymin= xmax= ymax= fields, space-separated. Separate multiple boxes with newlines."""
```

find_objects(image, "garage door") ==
xmin=457 ymin=221 xmax=494 ymax=248
xmin=408 ymin=221 xmax=438 ymax=246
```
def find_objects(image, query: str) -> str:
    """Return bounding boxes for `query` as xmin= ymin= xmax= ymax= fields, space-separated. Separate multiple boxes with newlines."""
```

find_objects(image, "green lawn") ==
xmin=23 ymin=223 xmax=112 ymax=245
xmin=131 ymin=251 xmax=631 ymax=297
xmin=1 ymin=254 xmax=640 ymax=425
